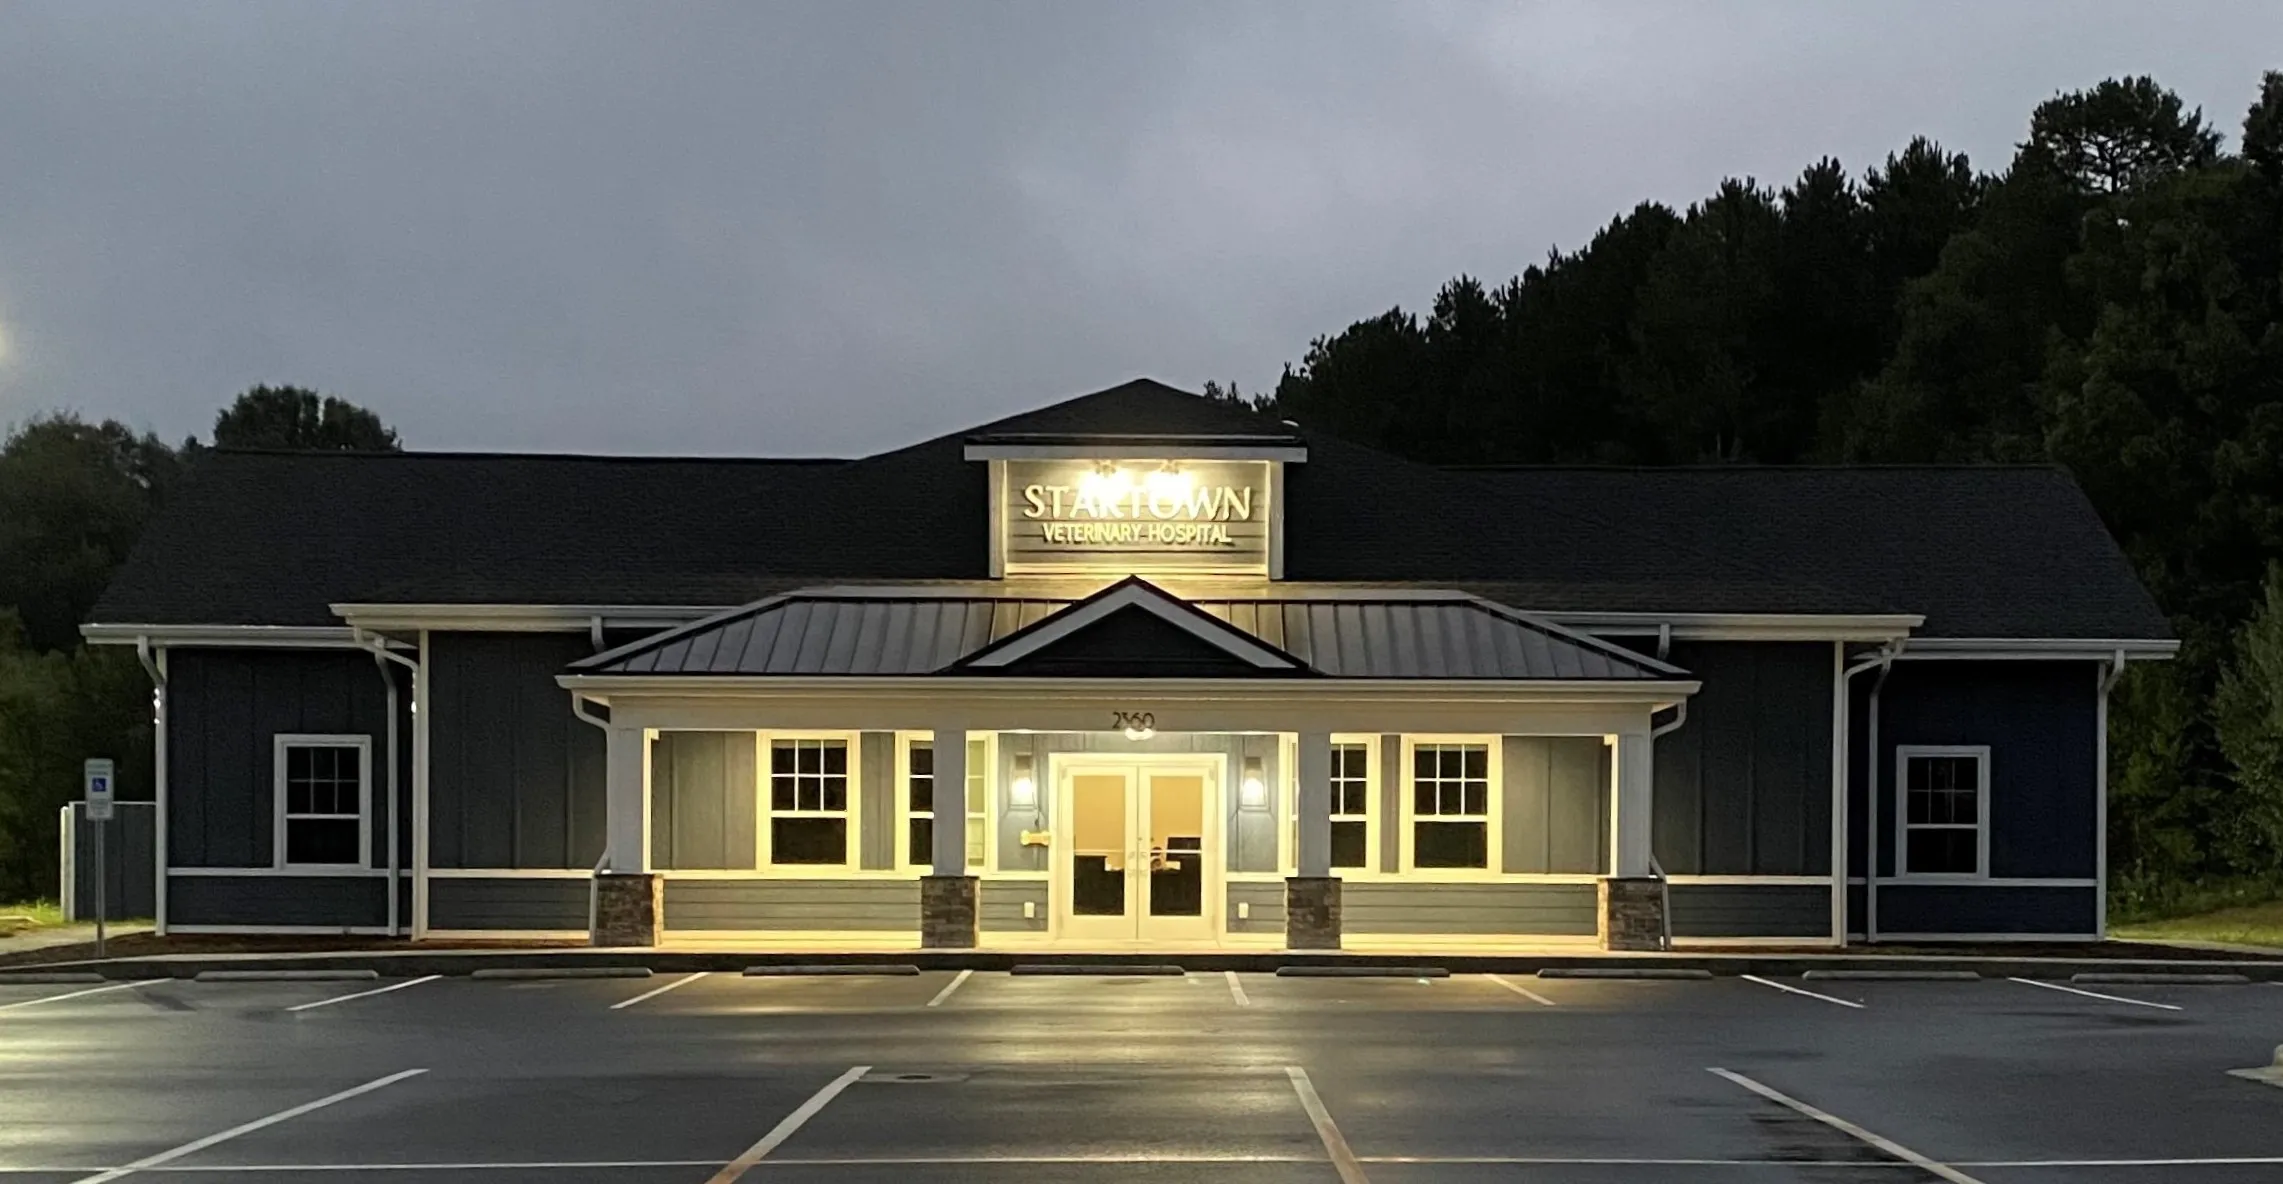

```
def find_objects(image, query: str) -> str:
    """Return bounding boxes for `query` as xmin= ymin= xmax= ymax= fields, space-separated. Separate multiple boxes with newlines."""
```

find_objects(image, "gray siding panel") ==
xmin=1502 ymin=737 xmax=1608 ymax=874
xmin=650 ymin=732 xmax=758 ymax=871
xmin=1228 ymin=734 xmax=1279 ymax=872
xmin=429 ymin=633 xmax=605 ymax=870
xmin=166 ymin=648 xmax=409 ymax=871
xmin=1875 ymin=884 xmax=2097 ymax=935
xmin=1377 ymin=734 xmax=1402 ymax=873
xmin=979 ymin=878 xmax=1048 ymax=932
xmin=1343 ymin=882 xmax=1597 ymax=936
xmin=663 ymin=879 xmax=919 ymax=931
xmin=1227 ymin=881 xmax=1285 ymax=934
xmin=429 ymin=877 xmax=589 ymax=930
xmin=1652 ymin=642 xmax=1834 ymax=877
xmin=1668 ymin=883 xmax=1830 ymax=938
xmin=169 ymin=874 xmax=386 ymax=928
xmin=860 ymin=732 xmax=895 ymax=870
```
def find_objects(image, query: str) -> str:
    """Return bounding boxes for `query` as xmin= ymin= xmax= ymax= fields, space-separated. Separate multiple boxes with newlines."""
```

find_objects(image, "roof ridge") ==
xmin=206 ymin=447 xmax=850 ymax=464
xmin=1451 ymin=462 xmax=2069 ymax=473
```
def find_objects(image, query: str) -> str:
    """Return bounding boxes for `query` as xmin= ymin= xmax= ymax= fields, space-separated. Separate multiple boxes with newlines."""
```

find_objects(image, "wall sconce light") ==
xmin=1240 ymin=756 xmax=1267 ymax=808
xmin=1010 ymin=754 xmax=1037 ymax=808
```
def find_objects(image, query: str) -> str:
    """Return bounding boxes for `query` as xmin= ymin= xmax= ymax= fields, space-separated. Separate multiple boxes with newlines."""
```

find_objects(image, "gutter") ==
xmin=354 ymin=629 xmax=420 ymax=938
xmin=2097 ymin=648 xmax=2128 ymax=938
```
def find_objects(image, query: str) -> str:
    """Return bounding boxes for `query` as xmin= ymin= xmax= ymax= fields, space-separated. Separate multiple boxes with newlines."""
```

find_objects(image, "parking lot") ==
xmin=3 ymin=965 xmax=2283 ymax=1182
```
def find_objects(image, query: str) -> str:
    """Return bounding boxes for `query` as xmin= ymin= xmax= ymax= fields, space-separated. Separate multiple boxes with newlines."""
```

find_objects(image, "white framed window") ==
xmin=1330 ymin=739 xmax=1373 ymax=870
xmin=273 ymin=734 xmax=371 ymax=869
xmin=1896 ymin=745 xmax=1989 ymax=879
xmin=903 ymin=736 xmax=989 ymax=871
xmin=767 ymin=737 xmax=853 ymax=867
xmin=1403 ymin=738 xmax=1497 ymax=872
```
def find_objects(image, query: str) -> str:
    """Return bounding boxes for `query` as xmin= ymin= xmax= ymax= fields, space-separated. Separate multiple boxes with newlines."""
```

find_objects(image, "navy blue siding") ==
xmin=1874 ymin=885 xmax=2097 ymax=935
xmin=165 ymin=648 xmax=410 ymax=871
xmin=428 ymin=632 xmax=606 ymax=869
xmin=168 ymin=874 xmax=388 ymax=928
xmin=1650 ymin=642 xmax=1834 ymax=876
xmin=1850 ymin=661 xmax=2098 ymax=882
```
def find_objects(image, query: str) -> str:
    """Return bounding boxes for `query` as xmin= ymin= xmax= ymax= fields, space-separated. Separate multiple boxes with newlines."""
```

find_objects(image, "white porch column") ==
xmin=1295 ymin=730 xmax=1332 ymax=878
xmin=1611 ymin=727 xmax=1654 ymax=878
xmin=603 ymin=724 xmax=648 ymax=874
xmin=930 ymin=728 xmax=968 ymax=876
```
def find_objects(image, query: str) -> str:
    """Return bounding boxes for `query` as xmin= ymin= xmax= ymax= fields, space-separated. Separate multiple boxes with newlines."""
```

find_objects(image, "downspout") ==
xmin=570 ymin=693 xmax=613 ymax=936
xmin=2097 ymin=648 xmax=2127 ymax=939
xmin=1847 ymin=641 xmax=1904 ymax=943
xmin=356 ymin=629 xmax=419 ymax=938
xmin=133 ymin=637 xmax=167 ymax=936
xmin=1644 ymin=700 xmax=1688 ymax=952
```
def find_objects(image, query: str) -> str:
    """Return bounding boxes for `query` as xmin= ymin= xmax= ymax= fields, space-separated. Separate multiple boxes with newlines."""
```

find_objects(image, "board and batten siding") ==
xmin=1501 ymin=736 xmax=1608 ymax=874
xmin=1650 ymin=641 xmax=1834 ymax=877
xmin=165 ymin=647 xmax=410 ymax=871
xmin=649 ymin=731 xmax=759 ymax=871
xmin=663 ymin=879 xmax=920 ymax=931
xmin=427 ymin=632 xmax=606 ymax=870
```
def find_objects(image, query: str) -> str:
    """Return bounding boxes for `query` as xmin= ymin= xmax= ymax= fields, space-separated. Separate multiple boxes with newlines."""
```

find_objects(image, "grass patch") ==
xmin=0 ymin=900 xmax=68 ymax=932
xmin=2113 ymin=899 xmax=2283 ymax=949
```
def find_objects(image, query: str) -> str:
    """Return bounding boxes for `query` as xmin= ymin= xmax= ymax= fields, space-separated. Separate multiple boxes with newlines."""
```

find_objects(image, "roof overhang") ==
xmin=331 ymin=603 xmax=720 ymax=633
xmin=559 ymin=673 xmax=1699 ymax=704
xmin=1894 ymin=637 xmax=2180 ymax=660
xmin=1547 ymin=611 xmax=1925 ymax=643
xmin=81 ymin=623 xmax=392 ymax=649
xmin=964 ymin=437 xmax=1306 ymax=463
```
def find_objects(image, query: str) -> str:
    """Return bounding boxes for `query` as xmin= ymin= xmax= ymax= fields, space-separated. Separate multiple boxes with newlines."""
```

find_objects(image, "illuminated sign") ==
xmin=1001 ymin=459 xmax=1272 ymax=573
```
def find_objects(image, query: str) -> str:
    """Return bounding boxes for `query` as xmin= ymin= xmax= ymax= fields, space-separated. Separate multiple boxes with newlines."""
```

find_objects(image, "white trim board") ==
xmin=960 ymin=580 xmax=1301 ymax=671
xmin=169 ymin=867 xmax=396 ymax=878
xmin=425 ymin=868 xmax=596 ymax=879
xmin=167 ymin=925 xmax=398 ymax=936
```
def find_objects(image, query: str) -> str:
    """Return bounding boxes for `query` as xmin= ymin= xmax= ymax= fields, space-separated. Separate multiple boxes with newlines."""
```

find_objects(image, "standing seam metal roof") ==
xmin=574 ymin=589 xmax=1682 ymax=680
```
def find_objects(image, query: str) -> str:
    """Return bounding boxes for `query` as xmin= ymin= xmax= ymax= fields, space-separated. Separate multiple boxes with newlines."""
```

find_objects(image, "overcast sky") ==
xmin=1 ymin=2 xmax=2276 ymax=457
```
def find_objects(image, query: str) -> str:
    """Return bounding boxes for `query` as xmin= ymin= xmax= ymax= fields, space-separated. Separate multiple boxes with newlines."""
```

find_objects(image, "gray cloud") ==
xmin=1 ymin=0 xmax=2275 ymax=455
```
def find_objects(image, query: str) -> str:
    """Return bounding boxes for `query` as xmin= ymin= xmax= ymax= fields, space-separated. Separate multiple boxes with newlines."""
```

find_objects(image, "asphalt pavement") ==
xmin=2 ymin=966 xmax=2281 ymax=1182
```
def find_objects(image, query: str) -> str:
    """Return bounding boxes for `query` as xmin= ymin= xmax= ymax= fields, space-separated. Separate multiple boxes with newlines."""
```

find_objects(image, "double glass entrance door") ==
xmin=1057 ymin=762 xmax=1216 ymax=944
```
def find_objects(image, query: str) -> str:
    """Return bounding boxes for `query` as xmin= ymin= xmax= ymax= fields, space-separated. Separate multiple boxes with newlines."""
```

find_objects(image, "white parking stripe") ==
xmin=925 ymin=969 xmax=973 ymax=1008
xmin=1484 ymin=974 xmax=1556 ymax=1006
xmin=0 ymin=980 xmax=147 ymax=1012
xmin=1708 ymin=1067 xmax=1986 ymax=1184
xmin=1225 ymin=971 xmax=1251 ymax=1007
xmin=1742 ymin=974 xmax=1863 ymax=1009
xmin=2006 ymin=977 xmax=2181 ymax=1011
xmin=68 ymin=1069 xmax=427 ymax=1184
xmin=705 ymin=1064 xmax=869 ymax=1183
xmin=289 ymin=975 xmax=442 ymax=1013
xmin=610 ymin=972 xmax=709 ymax=1011
xmin=1286 ymin=1067 xmax=1369 ymax=1184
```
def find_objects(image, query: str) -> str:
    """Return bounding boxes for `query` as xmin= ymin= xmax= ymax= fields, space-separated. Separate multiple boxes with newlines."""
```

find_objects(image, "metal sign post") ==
xmin=84 ymin=759 xmax=114 ymax=958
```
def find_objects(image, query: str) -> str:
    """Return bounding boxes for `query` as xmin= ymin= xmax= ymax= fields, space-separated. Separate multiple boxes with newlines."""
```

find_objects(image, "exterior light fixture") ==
xmin=1010 ymin=754 xmax=1037 ymax=807
xmin=1240 ymin=757 xmax=1266 ymax=808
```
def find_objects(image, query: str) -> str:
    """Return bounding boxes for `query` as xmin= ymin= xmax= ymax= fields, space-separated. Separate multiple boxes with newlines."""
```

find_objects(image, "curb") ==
xmin=470 ymin=967 xmax=653 ymax=981
xmin=1275 ymin=966 xmax=1449 ymax=978
xmin=2072 ymin=972 xmax=2252 ymax=985
xmin=744 ymin=965 xmax=922 ymax=977
xmin=0 ymin=971 xmax=106 ymax=985
xmin=1536 ymin=968 xmax=1714 ymax=980
xmin=1802 ymin=970 xmax=1981 ymax=982
xmin=1010 ymin=964 xmax=1184 ymax=977
xmin=194 ymin=969 xmax=379 ymax=983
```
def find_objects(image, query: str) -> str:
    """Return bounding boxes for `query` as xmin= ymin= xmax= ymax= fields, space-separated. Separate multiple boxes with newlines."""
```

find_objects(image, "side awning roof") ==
xmin=569 ymin=577 xmax=1686 ymax=681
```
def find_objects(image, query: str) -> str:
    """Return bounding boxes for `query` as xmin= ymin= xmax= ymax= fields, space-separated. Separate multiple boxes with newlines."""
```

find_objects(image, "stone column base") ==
xmin=1599 ymin=876 xmax=1667 ymax=951
xmin=920 ymin=875 xmax=979 ymax=949
xmin=591 ymin=872 xmax=663 ymax=948
xmin=1285 ymin=876 xmax=1342 ymax=950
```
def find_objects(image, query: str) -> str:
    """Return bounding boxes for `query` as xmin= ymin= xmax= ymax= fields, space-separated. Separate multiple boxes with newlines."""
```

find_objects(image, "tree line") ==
xmin=0 ymin=388 xmax=397 ymax=901
xmin=1215 ymin=72 xmax=2283 ymax=914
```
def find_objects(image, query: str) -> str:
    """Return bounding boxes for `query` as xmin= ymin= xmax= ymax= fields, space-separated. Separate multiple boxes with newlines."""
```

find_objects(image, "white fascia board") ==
xmin=556 ymin=672 xmax=1701 ymax=703
xmin=1897 ymin=638 xmax=2179 ymax=660
xmin=82 ymin=624 xmax=381 ymax=649
xmin=1549 ymin=612 xmax=1924 ymax=642
xmin=330 ymin=603 xmax=724 ymax=632
xmin=963 ymin=442 xmax=1308 ymax=462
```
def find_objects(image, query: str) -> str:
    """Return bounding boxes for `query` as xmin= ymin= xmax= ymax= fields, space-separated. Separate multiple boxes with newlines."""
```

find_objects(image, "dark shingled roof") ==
xmin=89 ymin=379 xmax=2169 ymax=641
